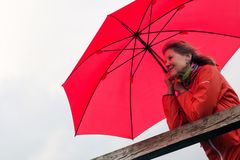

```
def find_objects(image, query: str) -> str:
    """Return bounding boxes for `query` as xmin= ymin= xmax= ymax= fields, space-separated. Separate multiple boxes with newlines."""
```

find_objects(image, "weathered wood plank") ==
xmin=93 ymin=105 xmax=240 ymax=160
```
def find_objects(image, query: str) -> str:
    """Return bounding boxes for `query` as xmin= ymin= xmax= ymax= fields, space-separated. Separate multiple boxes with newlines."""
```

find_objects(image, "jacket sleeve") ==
xmin=162 ymin=94 xmax=188 ymax=130
xmin=177 ymin=65 xmax=222 ymax=121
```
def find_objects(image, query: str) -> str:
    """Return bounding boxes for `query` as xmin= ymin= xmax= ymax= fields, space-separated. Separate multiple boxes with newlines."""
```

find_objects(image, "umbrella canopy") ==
xmin=63 ymin=0 xmax=240 ymax=139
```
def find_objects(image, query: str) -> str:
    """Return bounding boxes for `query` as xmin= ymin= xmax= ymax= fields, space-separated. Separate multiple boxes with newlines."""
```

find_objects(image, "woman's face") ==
xmin=164 ymin=49 xmax=191 ymax=79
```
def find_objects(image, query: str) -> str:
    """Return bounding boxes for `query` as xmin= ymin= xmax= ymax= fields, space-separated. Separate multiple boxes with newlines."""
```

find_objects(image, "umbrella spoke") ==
xmin=132 ymin=49 xmax=148 ymax=78
xmin=77 ymin=35 xmax=134 ymax=67
xmin=149 ymin=7 xmax=181 ymax=46
xmin=137 ymin=0 xmax=153 ymax=33
xmin=75 ymin=36 xmax=136 ymax=134
xmin=147 ymin=3 xmax=153 ymax=44
xmin=65 ymin=35 xmax=135 ymax=82
xmin=130 ymin=38 xmax=137 ymax=78
xmin=94 ymin=35 xmax=134 ymax=54
xmin=134 ymin=1 xmax=154 ymax=78
xmin=101 ymin=47 xmax=144 ymax=52
xmin=107 ymin=49 xmax=146 ymax=75
xmin=129 ymin=38 xmax=138 ymax=139
xmin=110 ymin=15 xmax=134 ymax=34
xmin=161 ymin=30 xmax=240 ymax=39
xmin=151 ymin=32 xmax=181 ymax=47
xmin=139 ymin=1 xmax=192 ymax=33
xmin=144 ymin=29 xmax=240 ymax=48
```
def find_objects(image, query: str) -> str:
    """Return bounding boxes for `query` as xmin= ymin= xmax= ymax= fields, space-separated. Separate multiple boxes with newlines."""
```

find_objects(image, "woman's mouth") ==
xmin=167 ymin=65 xmax=174 ymax=72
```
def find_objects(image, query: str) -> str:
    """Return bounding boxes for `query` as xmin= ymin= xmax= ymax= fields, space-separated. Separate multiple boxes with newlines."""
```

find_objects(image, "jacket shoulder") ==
xmin=193 ymin=65 xmax=221 ymax=84
xmin=199 ymin=64 xmax=218 ymax=70
xmin=197 ymin=65 xmax=220 ymax=74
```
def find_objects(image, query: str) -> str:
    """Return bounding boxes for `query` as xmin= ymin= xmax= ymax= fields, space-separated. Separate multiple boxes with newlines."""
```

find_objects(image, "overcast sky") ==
xmin=0 ymin=0 xmax=239 ymax=160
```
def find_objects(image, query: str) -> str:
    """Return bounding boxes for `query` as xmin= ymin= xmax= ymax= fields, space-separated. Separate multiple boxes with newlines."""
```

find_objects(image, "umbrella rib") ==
xmin=109 ymin=15 xmax=134 ymax=34
xmin=147 ymin=3 xmax=153 ymax=43
xmin=64 ymin=35 xmax=134 ymax=83
xmin=129 ymin=38 xmax=137 ymax=139
xmin=75 ymin=37 xmax=136 ymax=135
xmin=159 ymin=30 xmax=240 ymax=39
xmin=151 ymin=32 xmax=181 ymax=47
xmin=137 ymin=0 xmax=153 ymax=32
xmin=80 ymin=35 xmax=133 ymax=66
xmin=149 ymin=7 xmax=180 ymax=46
xmin=139 ymin=0 xmax=193 ymax=33
xmin=132 ymin=49 xmax=148 ymax=78
xmin=101 ymin=47 xmax=144 ymax=52
xmin=107 ymin=49 xmax=146 ymax=75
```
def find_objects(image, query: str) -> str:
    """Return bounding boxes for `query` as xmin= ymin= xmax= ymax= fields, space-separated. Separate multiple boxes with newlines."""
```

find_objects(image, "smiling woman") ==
xmin=164 ymin=48 xmax=192 ymax=79
xmin=162 ymin=40 xmax=240 ymax=160
xmin=163 ymin=40 xmax=216 ymax=94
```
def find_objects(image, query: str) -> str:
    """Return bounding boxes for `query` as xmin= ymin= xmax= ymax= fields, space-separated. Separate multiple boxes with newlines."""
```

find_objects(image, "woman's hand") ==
xmin=165 ymin=73 xmax=187 ymax=95
xmin=164 ymin=73 xmax=175 ymax=94
xmin=173 ymin=81 xmax=187 ymax=94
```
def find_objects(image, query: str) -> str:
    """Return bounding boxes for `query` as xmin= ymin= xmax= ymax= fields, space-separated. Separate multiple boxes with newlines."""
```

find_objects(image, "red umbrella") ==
xmin=63 ymin=0 xmax=240 ymax=139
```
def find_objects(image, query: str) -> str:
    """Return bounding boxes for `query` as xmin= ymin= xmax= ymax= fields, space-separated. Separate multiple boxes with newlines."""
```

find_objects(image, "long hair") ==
xmin=162 ymin=40 xmax=216 ymax=66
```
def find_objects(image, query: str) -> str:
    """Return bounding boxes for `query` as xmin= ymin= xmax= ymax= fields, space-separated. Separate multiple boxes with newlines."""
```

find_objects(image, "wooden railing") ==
xmin=93 ymin=105 xmax=240 ymax=160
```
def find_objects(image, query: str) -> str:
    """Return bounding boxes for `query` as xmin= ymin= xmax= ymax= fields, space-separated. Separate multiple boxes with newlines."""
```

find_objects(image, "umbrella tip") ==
xmin=74 ymin=131 xmax=78 ymax=137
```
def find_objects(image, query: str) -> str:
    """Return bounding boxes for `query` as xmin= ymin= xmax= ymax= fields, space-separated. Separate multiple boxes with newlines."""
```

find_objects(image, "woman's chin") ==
xmin=168 ymin=72 xmax=177 ymax=80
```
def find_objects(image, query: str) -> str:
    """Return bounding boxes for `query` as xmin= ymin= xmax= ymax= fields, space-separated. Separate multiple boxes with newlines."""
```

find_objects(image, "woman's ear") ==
xmin=185 ymin=53 xmax=192 ymax=64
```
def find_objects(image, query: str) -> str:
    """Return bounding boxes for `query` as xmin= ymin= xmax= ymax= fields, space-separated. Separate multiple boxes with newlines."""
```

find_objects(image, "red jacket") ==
xmin=162 ymin=65 xmax=240 ymax=160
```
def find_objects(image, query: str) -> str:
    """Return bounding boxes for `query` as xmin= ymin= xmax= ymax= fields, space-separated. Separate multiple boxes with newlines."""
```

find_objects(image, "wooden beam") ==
xmin=93 ymin=105 xmax=240 ymax=160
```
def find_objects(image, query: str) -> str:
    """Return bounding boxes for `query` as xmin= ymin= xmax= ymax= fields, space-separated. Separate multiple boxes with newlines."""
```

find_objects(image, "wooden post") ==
xmin=93 ymin=105 xmax=240 ymax=160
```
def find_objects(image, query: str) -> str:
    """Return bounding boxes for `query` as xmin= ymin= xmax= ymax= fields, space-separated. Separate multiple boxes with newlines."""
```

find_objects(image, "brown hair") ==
xmin=162 ymin=40 xmax=216 ymax=66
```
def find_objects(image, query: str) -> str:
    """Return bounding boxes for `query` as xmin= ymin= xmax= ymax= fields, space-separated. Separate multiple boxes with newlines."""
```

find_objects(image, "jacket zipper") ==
xmin=208 ymin=140 xmax=223 ymax=160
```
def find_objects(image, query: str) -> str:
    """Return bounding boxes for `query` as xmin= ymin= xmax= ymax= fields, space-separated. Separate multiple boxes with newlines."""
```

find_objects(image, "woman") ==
xmin=162 ymin=40 xmax=240 ymax=160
